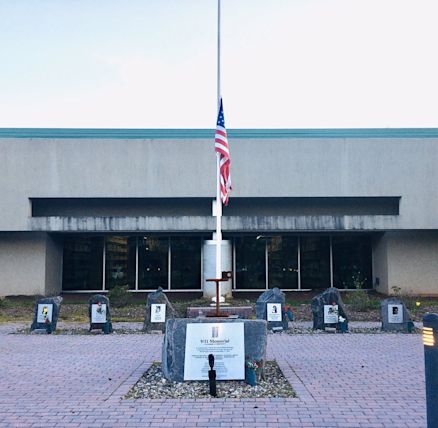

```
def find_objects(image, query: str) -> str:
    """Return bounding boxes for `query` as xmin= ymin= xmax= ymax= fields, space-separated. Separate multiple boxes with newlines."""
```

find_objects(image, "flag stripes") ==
xmin=215 ymin=99 xmax=232 ymax=205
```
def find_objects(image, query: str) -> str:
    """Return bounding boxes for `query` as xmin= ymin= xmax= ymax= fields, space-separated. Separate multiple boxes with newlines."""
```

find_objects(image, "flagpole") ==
xmin=215 ymin=0 xmax=222 ymax=280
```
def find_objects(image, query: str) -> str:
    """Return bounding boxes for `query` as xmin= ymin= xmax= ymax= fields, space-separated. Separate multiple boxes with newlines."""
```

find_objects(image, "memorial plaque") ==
xmin=324 ymin=304 xmax=339 ymax=324
xmin=91 ymin=303 xmax=107 ymax=324
xmin=267 ymin=303 xmax=282 ymax=322
xmin=36 ymin=303 xmax=53 ymax=324
xmin=388 ymin=304 xmax=403 ymax=323
xmin=151 ymin=303 xmax=166 ymax=323
xmin=184 ymin=322 xmax=245 ymax=381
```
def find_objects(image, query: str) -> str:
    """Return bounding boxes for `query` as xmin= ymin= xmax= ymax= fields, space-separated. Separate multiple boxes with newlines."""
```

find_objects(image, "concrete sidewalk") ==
xmin=0 ymin=329 xmax=426 ymax=427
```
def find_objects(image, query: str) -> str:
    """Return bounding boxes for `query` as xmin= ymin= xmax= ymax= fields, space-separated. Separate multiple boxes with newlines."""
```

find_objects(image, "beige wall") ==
xmin=0 ymin=233 xmax=62 ymax=296
xmin=373 ymin=231 xmax=438 ymax=296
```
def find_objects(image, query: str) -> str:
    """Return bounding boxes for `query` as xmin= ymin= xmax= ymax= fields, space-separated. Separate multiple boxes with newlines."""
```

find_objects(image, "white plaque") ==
xmin=267 ymin=303 xmax=282 ymax=322
xmin=388 ymin=304 xmax=403 ymax=323
xmin=324 ymin=304 xmax=339 ymax=324
xmin=37 ymin=303 xmax=53 ymax=323
xmin=184 ymin=322 xmax=245 ymax=381
xmin=151 ymin=304 xmax=166 ymax=323
xmin=91 ymin=303 xmax=107 ymax=323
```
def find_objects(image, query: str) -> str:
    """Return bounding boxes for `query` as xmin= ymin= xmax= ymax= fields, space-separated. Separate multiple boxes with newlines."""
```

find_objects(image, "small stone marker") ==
xmin=311 ymin=287 xmax=348 ymax=331
xmin=30 ymin=296 xmax=62 ymax=334
xmin=89 ymin=294 xmax=113 ymax=334
xmin=143 ymin=287 xmax=176 ymax=333
xmin=381 ymin=297 xmax=414 ymax=332
xmin=256 ymin=287 xmax=288 ymax=331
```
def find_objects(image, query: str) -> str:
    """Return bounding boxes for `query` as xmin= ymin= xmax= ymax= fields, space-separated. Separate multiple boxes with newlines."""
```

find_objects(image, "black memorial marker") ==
xmin=88 ymin=294 xmax=113 ymax=334
xmin=30 ymin=296 xmax=62 ymax=334
xmin=208 ymin=354 xmax=217 ymax=397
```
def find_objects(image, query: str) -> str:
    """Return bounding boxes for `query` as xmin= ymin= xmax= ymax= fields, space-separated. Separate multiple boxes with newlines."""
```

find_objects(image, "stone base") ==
xmin=186 ymin=306 xmax=253 ymax=319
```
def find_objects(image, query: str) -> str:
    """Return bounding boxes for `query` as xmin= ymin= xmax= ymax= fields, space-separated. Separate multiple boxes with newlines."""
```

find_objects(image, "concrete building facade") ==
xmin=1 ymin=128 xmax=437 ymax=296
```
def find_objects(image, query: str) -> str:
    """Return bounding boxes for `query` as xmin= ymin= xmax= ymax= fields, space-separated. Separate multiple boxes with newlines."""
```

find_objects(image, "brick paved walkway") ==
xmin=0 ymin=330 xmax=426 ymax=427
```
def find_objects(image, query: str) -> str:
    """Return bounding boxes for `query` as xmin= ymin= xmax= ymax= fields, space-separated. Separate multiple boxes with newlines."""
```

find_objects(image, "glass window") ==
xmin=138 ymin=237 xmax=169 ymax=290
xmin=63 ymin=236 xmax=104 ymax=290
xmin=332 ymin=235 xmax=372 ymax=289
xmin=171 ymin=237 xmax=202 ymax=289
xmin=235 ymin=236 xmax=266 ymax=289
xmin=104 ymin=236 xmax=136 ymax=290
xmin=267 ymin=236 xmax=298 ymax=289
xmin=300 ymin=236 xmax=330 ymax=289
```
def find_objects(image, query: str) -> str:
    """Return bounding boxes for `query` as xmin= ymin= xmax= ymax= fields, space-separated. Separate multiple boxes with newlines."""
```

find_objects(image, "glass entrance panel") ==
xmin=267 ymin=236 xmax=298 ymax=289
xmin=104 ymin=236 xmax=136 ymax=290
xmin=171 ymin=237 xmax=202 ymax=289
xmin=138 ymin=237 xmax=169 ymax=290
xmin=235 ymin=236 xmax=266 ymax=289
xmin=300 ymin=236 xmax=330 ymax=289
xmin=332 ymin=235 xmax=372 ymax=289
xmin=63 ymin=236 xmax=104 ymax=290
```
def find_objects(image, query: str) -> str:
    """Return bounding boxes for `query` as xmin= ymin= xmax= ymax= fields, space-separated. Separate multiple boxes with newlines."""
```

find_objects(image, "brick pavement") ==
xmin=0 ymin=328 xmax=427 ymax=427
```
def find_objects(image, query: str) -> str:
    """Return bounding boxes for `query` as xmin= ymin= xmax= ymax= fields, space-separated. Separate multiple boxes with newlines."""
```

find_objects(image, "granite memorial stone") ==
xmin=143 ymin=287 xmax=177 ymax=333
xmin=89 ymin=294 xmax=113 ymax=334
xmin=311 ymin=287 xmax=348 ymax=331
xmin=162 ymin=318 xmax=267 ymax=382
xmin=30 ymin=296 xmax=63 ymax=334
xmin=381 ymin=297 xmax=414 ymax=332
xmin=256 ymin=287 xmax=288 ymax=331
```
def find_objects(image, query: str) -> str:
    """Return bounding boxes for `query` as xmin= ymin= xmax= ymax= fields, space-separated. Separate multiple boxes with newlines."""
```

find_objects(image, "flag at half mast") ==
xmin=215 ymin=98 xmax=232 ymax=205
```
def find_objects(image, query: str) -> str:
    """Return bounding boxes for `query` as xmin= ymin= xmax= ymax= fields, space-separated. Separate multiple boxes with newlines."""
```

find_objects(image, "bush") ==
xmin=346 ymin=289 xmax=373 ymax=312
xmin=107 ymin=285 xmax=131 ymax=307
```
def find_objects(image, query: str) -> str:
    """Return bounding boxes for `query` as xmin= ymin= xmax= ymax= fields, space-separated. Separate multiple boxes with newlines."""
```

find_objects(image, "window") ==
xmin=63 ymin=236 xmax=104 ymax=290
xmin=235 ymin=236 xmax=266 ymax=289
xmin=104 ymin=236 xmax=136 ymax=290
xmin=138 ymin=237 xmax=169 ymax=290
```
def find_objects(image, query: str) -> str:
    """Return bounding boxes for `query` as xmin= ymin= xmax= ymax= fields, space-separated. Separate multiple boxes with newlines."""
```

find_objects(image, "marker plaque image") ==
xmin=37 ymin=304 xmax=53 ymax=324
xmin=150 ymin=304 xmax=166 ymax=323
xmin=324 ymin=304 xmax=339 ymax=324
xmin=388 ymin=304 xmax=403 ymax=324
xmin=184 ymin=322 xmax=245 ymax=381
xmin=267 ymin=303 xmax=282 ymax=322
xmin=91 ymin=303 xmax=107 ymax=324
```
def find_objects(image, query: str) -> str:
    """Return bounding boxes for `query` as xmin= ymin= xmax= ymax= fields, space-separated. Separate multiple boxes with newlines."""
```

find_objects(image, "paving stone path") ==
xmin=0 ymin=325 xmax=426 ymax=427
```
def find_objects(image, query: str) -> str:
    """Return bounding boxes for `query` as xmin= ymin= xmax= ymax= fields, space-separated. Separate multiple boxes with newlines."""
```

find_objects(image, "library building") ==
xmin=1 ymin=128 xmax=437 ymax=297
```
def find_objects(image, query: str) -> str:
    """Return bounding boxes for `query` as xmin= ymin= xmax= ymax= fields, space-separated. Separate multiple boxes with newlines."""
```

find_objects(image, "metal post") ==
xmin=215 ymin=0 xmax=223 ymax=281
xmin=423 ymin=313 xmax=438 ymax=428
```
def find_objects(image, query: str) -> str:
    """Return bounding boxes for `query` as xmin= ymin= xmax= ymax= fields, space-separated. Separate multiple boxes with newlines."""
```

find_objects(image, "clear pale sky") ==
xmin=1 ymin=0 xmax=437 ymax=129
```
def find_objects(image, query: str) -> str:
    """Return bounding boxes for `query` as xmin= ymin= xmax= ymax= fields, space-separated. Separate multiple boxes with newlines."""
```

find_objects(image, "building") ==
xmin=1 ymin=128 xmax=437 ymax=297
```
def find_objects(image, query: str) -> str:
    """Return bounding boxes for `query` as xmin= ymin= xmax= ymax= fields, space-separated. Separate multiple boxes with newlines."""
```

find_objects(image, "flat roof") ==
xmin=1 ymin=128 xmax=438 ymax=139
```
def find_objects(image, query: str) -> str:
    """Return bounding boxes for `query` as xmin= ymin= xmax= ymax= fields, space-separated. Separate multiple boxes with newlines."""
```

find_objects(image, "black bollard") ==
xmin=208 ymin=354 xmax=217 ymax=397
xmin=423 ymin=313 xmax=438 ymax=428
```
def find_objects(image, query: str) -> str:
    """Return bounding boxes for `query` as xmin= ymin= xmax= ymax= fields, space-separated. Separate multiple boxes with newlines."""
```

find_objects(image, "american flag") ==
xmin=215 ymin=98 xmax=232 ymax=205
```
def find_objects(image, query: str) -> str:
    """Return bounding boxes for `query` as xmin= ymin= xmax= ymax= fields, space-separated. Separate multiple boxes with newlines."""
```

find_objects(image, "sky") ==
xmin=1 ymin=0 xmax=437 ymax=129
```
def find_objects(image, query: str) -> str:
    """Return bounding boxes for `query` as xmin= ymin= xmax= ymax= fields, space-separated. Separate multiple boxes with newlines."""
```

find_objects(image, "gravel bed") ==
xmin=125 ymin=360 xmax=296 ymax=399
xmin=284 ymin=321 xmax=422 ymax=334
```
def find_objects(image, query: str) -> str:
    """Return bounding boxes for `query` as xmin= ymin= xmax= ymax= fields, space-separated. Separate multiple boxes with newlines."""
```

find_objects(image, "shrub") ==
xmin=107 ymin=285 xmax=131 ymax=307
xmin=347 ymin=289 xmax=373 ymax=312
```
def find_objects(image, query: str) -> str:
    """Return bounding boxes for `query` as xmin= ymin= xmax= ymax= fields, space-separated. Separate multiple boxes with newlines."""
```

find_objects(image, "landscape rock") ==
xmin=143 ymin=287 xmax=177 ymax=333
xmin=88 ymin=294 xmax=113 ymax=333
xmin=30 ymin=296 xmax=62 ymax=334
xmin=162 ymin=318 xmax=267 ymax=382
xmin=381 ymin=297 xmax=414 ymax=332
xmin=311 ymin=287 xmax=348 ymax=330
xmin=255 ymin=288 xmax=288 ymax=331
